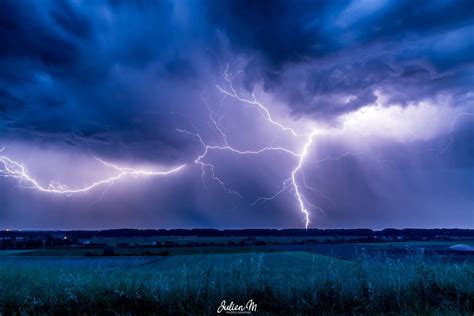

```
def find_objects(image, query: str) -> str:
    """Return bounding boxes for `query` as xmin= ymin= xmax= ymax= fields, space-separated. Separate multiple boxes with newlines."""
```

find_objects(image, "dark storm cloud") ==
xmin=204 ymin=0 xmax=345 ymax=65
xmin=205 ymin=0 xmax=474 ymax=118
xmin=0 ymin=0 xmax=212 ymax=163
xmin=205 ymin=0 xmax=474 ymax=67
xmin=281 ymin=57 xmax=474 ymax=119
xmin=0 ymin=0 xmax=473 ymax=229
xmin=0 ymin=1 xmax=87 ymax=69
xmin=1 ymin=0 xmax=473 ymax=147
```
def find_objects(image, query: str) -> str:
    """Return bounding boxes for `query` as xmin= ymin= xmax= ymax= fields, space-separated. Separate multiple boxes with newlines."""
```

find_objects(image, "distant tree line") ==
xmin=1 ymin=228 xmax=473 ymax=240
xmin=0 ymin=236 xmax=74 ymax=249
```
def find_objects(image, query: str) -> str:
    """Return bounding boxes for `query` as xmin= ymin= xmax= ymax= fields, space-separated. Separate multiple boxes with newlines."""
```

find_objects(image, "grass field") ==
xmin=7 ymin=239 xmax=474 ymax=259
xmin=0 ymin=241 xmax=473 ymax=315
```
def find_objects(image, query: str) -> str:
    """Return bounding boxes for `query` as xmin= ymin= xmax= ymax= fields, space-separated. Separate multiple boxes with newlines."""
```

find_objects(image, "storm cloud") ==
xmin=0 ymin=0 xmax=473 ymax=229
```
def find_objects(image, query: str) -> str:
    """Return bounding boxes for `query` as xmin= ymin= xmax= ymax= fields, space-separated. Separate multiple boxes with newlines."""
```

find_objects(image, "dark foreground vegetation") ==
xmin=0 ymin=229 xmax=473 ymax=315
xmin=2 ymin=227 xmax=474 ymax=240
xmin=0 ymin=252 xmax=473 ymax=315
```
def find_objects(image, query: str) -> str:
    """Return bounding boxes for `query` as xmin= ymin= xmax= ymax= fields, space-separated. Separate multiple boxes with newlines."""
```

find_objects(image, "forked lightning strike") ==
xmin=1 ymin=60 xmax=468 ymax=228
xmin=291 ymin=130 xmax=318 ymax=228
xmin=180 ymin=66 xmax=323 ymax=228
xmin=0 ymin=63 xmax=328 ymax=227
xmin=0 ymin=147 xmax=184 ymax=195
xmin=0 ymin=63 xmax=388 ymax=228
xmin=441 ymin=112 xmax=474 ymax=154
xmin=1 ymin=63 xmax=420 ymax=228
xmin=216 ymin=65 xmax=308 ymax=138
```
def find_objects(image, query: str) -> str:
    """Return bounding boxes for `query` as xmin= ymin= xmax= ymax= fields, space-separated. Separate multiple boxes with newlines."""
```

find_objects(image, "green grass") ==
xmin=356 ymin=241 xmax=474 ymax=248
xmin=0 ymin=250 xmax=35 ymax=256
xmin=0 ymin=252 xmax=473 ymax=315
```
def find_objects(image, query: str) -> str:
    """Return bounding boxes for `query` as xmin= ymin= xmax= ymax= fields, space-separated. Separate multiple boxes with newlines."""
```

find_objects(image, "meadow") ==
xmin=0 ymin=241 xmax=473 ymax=315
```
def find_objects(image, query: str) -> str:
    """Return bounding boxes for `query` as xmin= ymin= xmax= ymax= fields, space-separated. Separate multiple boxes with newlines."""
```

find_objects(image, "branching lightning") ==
xmin=0 ymin=61 xmax=335 ymax=227
xmin=290 ymin=130 xmax=317 ymax=227
xmin=2 ymin=63 xmax=437 ymax=229
xmin=216 ymin=65 xmax=308 ymax=138
xmin=179 ymin=65 xmax=324 ymax=228
xmin=175 ymin=128 xmax=243 ymax=198
xmin=441 ymin=112 xmax=474 ymax=154
xmin=0 ymin=146 xmax=184 ymax=195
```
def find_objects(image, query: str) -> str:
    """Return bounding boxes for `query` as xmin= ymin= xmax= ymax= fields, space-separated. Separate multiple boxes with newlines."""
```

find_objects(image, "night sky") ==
xmin=0 ymin=0 xmax=473 ymax=230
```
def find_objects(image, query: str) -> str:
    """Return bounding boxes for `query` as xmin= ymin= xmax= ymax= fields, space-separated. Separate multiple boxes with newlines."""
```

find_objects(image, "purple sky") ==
xmin=0 ymin=0 xmax=473 ymax=230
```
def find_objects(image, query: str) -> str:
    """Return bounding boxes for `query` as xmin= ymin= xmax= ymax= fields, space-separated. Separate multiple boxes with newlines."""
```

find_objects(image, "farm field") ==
xmin=5 ymin=239 xmax=474 ymax=259
xmin=1 ymin=241 xmax=473 ymax=315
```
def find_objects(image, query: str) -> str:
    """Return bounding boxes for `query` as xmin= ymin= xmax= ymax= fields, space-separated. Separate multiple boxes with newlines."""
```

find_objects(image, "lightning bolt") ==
xmin=179 ymin=65 xmax=322 ymax=228
xmin=216 ymin=64 xmax=308 ymax=138
xmin=291 ymin=130 xmax=317 ymax=228
xmin=0 ymin=146 xmax=184 ymax=195
xmin=0 ymin=63 xmax=404 ymax=228
xmin=0 ymin=61 xmax=323 ymax=227
xmin=441 ymin=112 xmax=474 ymax=154
xmin=175 ymin=128 xmax=243 ymax=198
